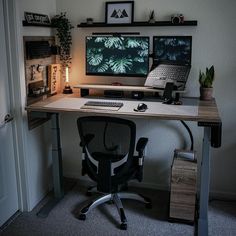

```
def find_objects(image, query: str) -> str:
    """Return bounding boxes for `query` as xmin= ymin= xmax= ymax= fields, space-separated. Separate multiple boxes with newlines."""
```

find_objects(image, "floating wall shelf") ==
xmin=77 ymin=21 xmax=198 ymax=28
xmin=22 ymin=20 xmax=197 ymax=28
xmin=22 ymin=21 xmax=53 ymax=27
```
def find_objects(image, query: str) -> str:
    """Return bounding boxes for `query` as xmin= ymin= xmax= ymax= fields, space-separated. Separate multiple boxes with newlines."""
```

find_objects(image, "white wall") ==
xmin=17 ymin=0 xmax=56 ymax=210
xmin=56 ymin=0 xmax=236 ymax=197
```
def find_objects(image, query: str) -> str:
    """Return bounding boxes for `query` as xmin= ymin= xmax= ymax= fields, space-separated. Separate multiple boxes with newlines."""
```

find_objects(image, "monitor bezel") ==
xmin=85 ymin=36 xmax=150 ymax=77
xmin=152 ymin=36 xmax=192 ymax=65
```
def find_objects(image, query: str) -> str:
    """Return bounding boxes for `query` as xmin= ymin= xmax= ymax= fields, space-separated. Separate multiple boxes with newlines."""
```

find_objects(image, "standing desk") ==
xmin=26 ymin=93 xmax=222 ymax=236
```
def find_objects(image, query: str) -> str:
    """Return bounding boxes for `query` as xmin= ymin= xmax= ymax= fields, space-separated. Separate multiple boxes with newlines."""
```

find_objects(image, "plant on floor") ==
xmin=199 ymin=65 xmax=215 ymax=100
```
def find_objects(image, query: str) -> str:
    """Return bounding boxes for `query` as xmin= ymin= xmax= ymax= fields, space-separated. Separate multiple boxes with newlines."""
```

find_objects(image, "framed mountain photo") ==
xmin=105 ymin=1 xmax=134 ymax=24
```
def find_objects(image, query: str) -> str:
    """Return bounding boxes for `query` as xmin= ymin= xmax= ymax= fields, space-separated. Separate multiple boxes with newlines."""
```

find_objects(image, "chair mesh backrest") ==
xmin=77 ymin=116 xmax=137 ymax=192
xmin=77 ymin=116 xmax=136 ymax=161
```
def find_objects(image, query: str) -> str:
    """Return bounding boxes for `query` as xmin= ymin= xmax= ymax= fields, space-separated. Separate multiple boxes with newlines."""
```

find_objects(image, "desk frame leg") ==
xmin=198 ymin=127 xmax=211 ymax=236
xmin=37 ymin=113 xmax=64 ymax=218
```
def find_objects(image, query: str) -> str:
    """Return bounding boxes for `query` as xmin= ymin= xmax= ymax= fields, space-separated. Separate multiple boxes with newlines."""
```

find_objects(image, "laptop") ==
xmin=145 ymin=36 xmax=192 ymax=90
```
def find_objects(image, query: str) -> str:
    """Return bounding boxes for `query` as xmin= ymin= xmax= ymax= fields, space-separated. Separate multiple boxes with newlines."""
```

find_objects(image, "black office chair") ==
xmin=77 ymin=116 xmax=151 ymax=230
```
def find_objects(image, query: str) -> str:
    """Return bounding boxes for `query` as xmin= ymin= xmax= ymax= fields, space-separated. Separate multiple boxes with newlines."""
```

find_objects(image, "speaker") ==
xmin=163 ymin=82 xmax=174 ymax=104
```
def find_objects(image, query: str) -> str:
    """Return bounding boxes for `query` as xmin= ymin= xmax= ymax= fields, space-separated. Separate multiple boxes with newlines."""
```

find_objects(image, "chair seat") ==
xmin=91 ymin=152 xmax=140 ymax=182
xmin=92 ymin=152 xmax=125 ymax=162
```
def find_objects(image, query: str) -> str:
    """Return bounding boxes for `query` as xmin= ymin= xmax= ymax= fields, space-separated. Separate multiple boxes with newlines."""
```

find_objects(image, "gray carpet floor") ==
xmin=1 ymin=182 xmax=236 ymax=236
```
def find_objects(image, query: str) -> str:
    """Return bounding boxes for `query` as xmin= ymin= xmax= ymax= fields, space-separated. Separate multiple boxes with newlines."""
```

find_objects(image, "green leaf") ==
xmin=51 ymin=12 xmax=73 ymax=67
xmin=199 ymin=65 xmax=215 ymax=88
xmin=109 ymin=58 xmax=133 ymax=73
xmin=134 ymin=57 xmax=144 ymax=63
xmin=126 ymin=39 xmax=140 ymax=48
xmin=97 ymin=62 xmax=109 ymax=72
xmin=208 ymin=65 xmax=214 ymax=81
xmin=138 ymin=49 xmax=149 ymax=57
xmin=94 ymin=37 xmax=107 ymax=43
xmin=87 ymin=52 xmax=103 ymax=66
xmin=104 ymin=37 xmax=124 ymax=49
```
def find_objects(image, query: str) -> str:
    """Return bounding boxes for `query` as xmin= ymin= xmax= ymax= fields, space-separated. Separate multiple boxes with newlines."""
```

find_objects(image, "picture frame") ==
xmin=105 ymin=1 xmax=134 ymax=24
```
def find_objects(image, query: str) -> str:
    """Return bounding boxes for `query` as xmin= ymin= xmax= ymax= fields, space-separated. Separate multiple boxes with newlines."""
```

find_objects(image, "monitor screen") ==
xmin=153 ymin=36 xmax=192 ymax=65
xmin=86 ymin=36 xmax=149 ymax=77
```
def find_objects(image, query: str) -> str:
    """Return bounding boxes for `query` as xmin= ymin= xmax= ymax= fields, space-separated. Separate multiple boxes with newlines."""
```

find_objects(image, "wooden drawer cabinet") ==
xmin=169 ymin=152 xmax=197 ymax=222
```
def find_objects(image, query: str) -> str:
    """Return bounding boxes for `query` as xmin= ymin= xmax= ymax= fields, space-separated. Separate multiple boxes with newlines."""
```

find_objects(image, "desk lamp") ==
xmin=63 ymin=66 xmax=73 ymax=94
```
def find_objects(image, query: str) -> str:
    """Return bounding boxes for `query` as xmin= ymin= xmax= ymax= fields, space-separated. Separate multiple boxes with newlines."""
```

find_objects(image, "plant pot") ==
xmin=200 ymin=87 xmax=213 ymax=101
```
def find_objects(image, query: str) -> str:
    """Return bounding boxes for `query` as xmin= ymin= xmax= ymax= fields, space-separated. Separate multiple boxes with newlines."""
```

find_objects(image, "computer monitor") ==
xmin=153 ymin=36 xmax=192 ymax=65
xmin=86 ymin=36 xmax=149 ymax=77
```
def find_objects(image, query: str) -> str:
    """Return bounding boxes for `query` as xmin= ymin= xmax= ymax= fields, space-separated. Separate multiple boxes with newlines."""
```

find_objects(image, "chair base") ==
xmin=78 ymin=192 xmax=152 ymax=230
xmin=86 ymin=183 xmax=129 ymax=196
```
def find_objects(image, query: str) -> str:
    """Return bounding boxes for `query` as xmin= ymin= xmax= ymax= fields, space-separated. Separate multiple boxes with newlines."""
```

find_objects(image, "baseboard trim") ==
xmin=0 ymin=210 xmax=21 ymax=231
xmin=128 ymin=180 xmax=169 ymax=191
xmin=209 ymin=190 xmax=236 ymax=201
xmin=64 ymin=172 xmax=236 ymax=200
xmin=64 ymin=172 xmax=169 ymax=191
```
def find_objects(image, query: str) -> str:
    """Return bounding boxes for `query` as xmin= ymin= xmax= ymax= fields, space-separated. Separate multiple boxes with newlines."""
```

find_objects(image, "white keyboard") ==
xmin=81 ymin=101 xmax=123 ymax=111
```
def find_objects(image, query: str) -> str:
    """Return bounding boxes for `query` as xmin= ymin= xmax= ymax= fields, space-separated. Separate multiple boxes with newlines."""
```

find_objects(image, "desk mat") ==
xmin=44 ymin=98 xmax=198 ymax=116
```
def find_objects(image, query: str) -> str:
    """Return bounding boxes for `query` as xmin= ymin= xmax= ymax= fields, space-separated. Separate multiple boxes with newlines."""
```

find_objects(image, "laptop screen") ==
xmin=153 ymin=36 xmax=192 ymax=65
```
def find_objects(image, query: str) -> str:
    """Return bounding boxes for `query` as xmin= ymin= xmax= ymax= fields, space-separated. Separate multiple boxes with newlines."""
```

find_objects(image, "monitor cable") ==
xmin=180 ymin=120 xmax=194 ymax=151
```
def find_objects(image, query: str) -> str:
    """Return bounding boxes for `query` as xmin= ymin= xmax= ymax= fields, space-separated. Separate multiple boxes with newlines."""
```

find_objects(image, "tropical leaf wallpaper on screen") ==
xmin=153 ymin=37 xmax=191 ymax=64
xmin=86 ymin=36 xmax=149 ymax=76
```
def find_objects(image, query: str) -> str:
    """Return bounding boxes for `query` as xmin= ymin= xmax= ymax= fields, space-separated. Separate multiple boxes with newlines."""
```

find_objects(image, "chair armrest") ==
xmin=136 ymin=137 xmax=148 ymax=153
xmin=136 ymin=138 xmax=148 ymax=167
xmin=134 ymin=138 xmax=148 ymax=182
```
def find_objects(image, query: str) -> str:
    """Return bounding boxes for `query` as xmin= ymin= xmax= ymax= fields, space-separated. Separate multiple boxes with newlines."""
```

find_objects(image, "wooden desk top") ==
xmin=25 ymin=93 xmax=221 ymax=123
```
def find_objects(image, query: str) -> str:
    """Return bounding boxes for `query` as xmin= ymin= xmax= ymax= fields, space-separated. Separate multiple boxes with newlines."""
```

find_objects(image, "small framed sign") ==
xmin=24 ymin=12 xmax=51 ymax=25
xmin=105 ymin=1 xmax=134 ymax=24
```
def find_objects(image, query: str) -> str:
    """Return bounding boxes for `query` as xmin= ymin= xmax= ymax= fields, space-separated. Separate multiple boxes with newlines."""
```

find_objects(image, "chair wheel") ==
xmin=78 ymin=214 xmax=86 ymax=221
xmin=145 ymin=202 xmax=152 ymax=209
xmin=120 ymin=223 xmax=127 ymax=230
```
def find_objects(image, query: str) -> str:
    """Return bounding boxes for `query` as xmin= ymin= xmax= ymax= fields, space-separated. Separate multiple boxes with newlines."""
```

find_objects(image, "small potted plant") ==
xmin=199 ymin=65 xmax=215 ymax=100
xmin=148 ymin=10 xmax=155 ymax=24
